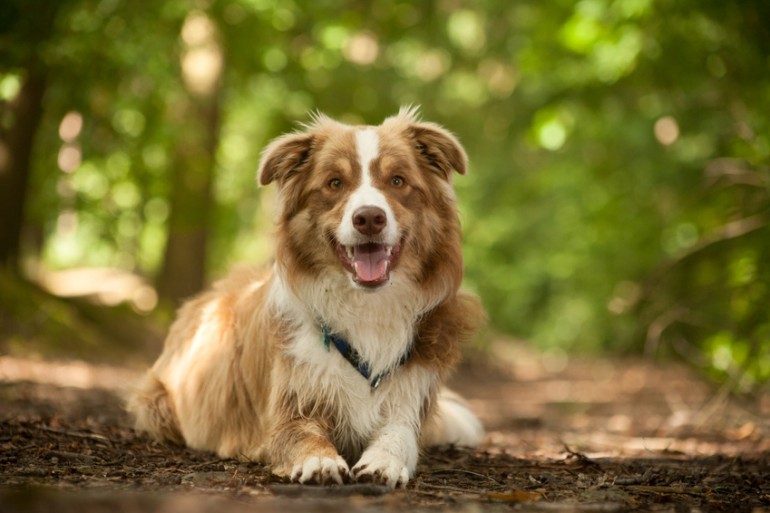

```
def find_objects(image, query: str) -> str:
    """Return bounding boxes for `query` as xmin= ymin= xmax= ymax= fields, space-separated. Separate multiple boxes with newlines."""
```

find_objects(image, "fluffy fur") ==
xmin=128 ymin=107 xmax=485 ymax=488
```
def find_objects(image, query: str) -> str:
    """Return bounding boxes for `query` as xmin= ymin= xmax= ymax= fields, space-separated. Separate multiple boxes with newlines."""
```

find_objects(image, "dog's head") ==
xmin=258 ymin=107 xmax=467 ymax=297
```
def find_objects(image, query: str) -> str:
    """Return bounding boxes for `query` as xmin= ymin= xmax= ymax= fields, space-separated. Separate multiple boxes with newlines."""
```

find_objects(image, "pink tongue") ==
xmin=353 ymin=244 xmax=390 ymax=282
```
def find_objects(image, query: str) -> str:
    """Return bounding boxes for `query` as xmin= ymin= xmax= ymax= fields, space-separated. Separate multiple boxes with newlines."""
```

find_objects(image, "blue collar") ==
xmin=321 ymin=325 xmax=412 ymax=390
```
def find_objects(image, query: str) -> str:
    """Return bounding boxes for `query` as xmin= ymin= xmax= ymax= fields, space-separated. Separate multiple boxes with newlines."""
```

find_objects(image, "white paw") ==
xmin=290 ymin=455 xmax=349 ymax=485
xmin=351 ymin=448 xmax=410 ymax=489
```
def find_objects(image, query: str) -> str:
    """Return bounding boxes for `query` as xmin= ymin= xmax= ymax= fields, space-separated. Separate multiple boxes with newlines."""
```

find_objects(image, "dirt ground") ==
xmin=1 ymin=341 xmax=769 ymax=513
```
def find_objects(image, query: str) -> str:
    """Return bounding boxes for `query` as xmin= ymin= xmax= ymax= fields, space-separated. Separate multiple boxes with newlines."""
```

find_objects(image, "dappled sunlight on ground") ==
xmin=452 ymin=340 xmax=770 ymax=461
xmin=0 ymin=355 xmax=140 ymax=391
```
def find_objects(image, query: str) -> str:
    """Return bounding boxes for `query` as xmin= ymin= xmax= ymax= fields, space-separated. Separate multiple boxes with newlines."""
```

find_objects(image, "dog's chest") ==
xmin=285 ymin=322 xmax=409 ymax=440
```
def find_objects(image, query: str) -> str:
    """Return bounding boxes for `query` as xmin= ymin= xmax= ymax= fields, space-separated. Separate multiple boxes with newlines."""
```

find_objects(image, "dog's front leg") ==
xmin=267 ymin=417 xmax=349 ymax=485
xmin=351 ymin=421 xmax=418 ymax=488
xmin=351 ymin=373 xmax=436 ymax=489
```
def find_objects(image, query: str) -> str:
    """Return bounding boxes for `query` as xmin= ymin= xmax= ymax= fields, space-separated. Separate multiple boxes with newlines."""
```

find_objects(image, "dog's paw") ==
xmin=290 ymin=455 xmax=349 ymax=485
xmin=351 ymin=448 xmax=410 ymax=489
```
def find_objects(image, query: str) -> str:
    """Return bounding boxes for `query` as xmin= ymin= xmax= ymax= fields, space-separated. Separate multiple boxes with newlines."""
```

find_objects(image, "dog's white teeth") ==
xmin=346 ymin=246 xmax=354 ymax=260
xmin=353 ymin=262 xmax=359 ymax=274
xmin=385 ymin=246 xmax=392 ymax=256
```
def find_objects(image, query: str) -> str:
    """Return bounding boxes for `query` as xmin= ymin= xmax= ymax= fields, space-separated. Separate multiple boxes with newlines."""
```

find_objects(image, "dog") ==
xmin=128 ymin=107 xmax=485 ymax=488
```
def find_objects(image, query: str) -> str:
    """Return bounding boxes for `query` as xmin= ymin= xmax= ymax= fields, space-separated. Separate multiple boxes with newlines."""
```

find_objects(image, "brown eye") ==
xmin=328 ymin=178 xmax=342 ymax=189
xmin=391 ymin=175 xmax=405 ymax=187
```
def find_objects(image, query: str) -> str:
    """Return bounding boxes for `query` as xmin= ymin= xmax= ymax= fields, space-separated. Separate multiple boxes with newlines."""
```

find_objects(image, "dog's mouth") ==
xmin=335 ymin=241 xmax=402 ymax=288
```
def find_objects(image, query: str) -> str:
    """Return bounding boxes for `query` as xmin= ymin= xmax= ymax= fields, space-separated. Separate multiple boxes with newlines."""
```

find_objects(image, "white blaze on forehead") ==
xmin=337 ymin=129 xmax=398 ymax=245
xmin=356 ymin=129 xmax=379 ymax=182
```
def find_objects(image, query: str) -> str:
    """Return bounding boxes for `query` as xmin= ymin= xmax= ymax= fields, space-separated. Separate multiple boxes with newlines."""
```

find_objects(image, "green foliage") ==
xmin=3 ymin=0 xmax=769 ymax=388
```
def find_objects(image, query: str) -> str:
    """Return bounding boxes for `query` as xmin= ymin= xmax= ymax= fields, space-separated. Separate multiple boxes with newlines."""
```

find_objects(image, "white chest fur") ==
xmin=268 ymin=270 xmax=436 ymax=456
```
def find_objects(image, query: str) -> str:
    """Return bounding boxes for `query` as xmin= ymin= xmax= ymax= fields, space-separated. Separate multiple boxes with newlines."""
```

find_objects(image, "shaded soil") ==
xmin=1 ymin=344 xmax=769 ymax=513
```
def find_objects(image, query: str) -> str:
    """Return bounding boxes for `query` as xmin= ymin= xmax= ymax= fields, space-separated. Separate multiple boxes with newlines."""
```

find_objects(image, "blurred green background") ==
xmin=1 ymin=0 xmax=768 ymax=390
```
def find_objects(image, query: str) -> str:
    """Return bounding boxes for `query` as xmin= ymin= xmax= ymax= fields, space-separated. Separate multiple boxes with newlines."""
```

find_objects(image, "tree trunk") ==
xmin=0 ymin=0 xmax=63 ymax=273
xmin=156 ymin=91 xmax=222 ymax=305
xmin=0 ymin=70 xmax=48 ymax=273
xmin=156 ymin=11 xmax=227 ymax=306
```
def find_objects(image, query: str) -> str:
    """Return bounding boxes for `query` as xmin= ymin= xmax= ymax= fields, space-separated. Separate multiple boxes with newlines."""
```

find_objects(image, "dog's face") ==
xmin=258 ymin=108 xmax=467 ymax=295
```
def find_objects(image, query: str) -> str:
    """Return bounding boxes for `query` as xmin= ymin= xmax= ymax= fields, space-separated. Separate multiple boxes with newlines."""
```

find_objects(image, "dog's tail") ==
xmin=423 ymin=388 xmax=485 ymax=448
xmin=126 ymin=372 xmax=184 ymax=445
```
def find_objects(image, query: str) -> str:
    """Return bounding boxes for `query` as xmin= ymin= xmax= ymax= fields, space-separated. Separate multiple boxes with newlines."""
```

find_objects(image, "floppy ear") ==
xmin=257 ymin=132 xmax=315 ymax=186
xmin=409 ymin=122 xmax=468 ymax=179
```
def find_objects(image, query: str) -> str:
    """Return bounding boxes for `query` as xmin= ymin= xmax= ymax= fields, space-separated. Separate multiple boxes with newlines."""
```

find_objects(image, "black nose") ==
xmin=353 ymin=206 xmax=387 ymax=236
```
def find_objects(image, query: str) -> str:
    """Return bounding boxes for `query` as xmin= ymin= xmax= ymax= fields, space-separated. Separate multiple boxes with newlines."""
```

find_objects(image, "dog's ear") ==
xmin=409 ymin=122 xmax=468 ymax=179
xmin=385 ymin=107 xmax=468 ymax=179
xmin=257 ymin=132 xmax=315 ymax=186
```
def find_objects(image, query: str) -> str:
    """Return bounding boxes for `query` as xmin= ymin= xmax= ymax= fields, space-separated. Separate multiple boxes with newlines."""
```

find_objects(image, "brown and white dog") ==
xmin=128 ymin=107 xmax=485 ymax=488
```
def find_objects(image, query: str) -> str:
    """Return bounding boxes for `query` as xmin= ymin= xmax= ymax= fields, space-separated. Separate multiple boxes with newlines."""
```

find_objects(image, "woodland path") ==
xmin=1 ymin=342 xmax=769 ymax=513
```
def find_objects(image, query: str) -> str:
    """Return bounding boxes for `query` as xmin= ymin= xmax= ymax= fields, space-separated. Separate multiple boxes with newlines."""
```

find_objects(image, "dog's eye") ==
xmin=328 ymin=178 xmax=342 ymax=189
xmin=390 ymin=175 xmax=405 ymax=187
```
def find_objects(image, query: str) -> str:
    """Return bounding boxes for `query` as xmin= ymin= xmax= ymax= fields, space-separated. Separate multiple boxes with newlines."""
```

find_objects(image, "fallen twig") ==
xmin=563 ymin=444 xmax=599 ymax=467
xmin=422 ymin=468 xmax=504 ymax=486
xmin=44 ymin=450 xmax=100 ymax=464
xmin=414 ymin=482 xmax=484 ymax=495
xmin=622 ymin=485 xmax=705 ymax=496
xmin=35 ymin=425 xmax=113 ymax=446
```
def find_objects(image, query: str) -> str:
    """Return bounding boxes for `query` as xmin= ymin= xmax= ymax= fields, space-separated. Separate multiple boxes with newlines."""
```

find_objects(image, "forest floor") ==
xmin=1 ymin=339 xmax=769 ymax=513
